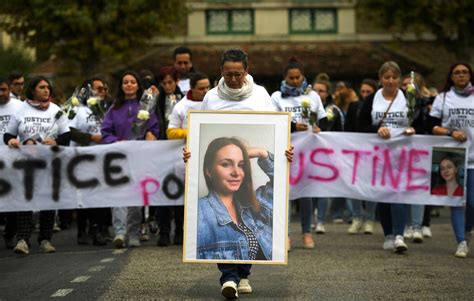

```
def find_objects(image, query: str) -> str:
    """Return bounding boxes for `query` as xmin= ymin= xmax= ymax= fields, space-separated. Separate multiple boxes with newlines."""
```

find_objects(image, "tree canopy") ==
xmin=0 ymin=0 xmax=186 ymax=77
xmin=358 ymin=0 xmax=474 ymax=62
xmin=0 ymin=45 xmax=35 ymax=76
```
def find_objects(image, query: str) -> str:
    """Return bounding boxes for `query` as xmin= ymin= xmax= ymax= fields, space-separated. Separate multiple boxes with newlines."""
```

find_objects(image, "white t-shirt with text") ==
xmin=69 ymin=104 xmax=102 ymax=146
xmin=6 ymin=101 xmax=70 ymax=142
xmin=271 ymin=90 xmax=326 ymax=124
xmin=0 ymin=98 xmax=23 ymax=145
xmin=430 ymin=89 xmax=474 ymax=167
xmin=371 ymin=89 xmax=409 ymax=129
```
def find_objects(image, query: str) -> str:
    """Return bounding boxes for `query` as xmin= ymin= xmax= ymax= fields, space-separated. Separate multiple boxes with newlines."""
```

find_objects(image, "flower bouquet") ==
xmin=301 ymin=98 xmax=317 ymax=128
xmin=131 ymin=88 xmax=158 ymax=140
xmin=86 ymin=90 xmax=106 ymax=123
xmin=62 ymin=86 xmax=89 ymax=120
xmin=43 ymin=86 xmax=89 ymax=140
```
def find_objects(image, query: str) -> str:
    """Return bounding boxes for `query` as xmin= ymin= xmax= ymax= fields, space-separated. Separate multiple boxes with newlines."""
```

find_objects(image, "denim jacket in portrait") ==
xmin=197 ymin=153 xmax=274 ymax=261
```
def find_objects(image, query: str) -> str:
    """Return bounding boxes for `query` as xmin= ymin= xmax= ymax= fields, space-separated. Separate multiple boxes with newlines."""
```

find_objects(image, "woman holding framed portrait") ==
xmin=184 ymin=48 xmax=292 ymax=299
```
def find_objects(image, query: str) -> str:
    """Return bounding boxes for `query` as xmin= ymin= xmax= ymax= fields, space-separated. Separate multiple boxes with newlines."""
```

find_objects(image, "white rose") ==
xmin=407 ymin=84 xmax=416 ymax=94
xmin=87 ymin=97 xmax=98 ymax=107
xmin=326 ymin=107 xmax=334 ymax=121
xmin=137 ymin=110 xmax=150 ymax=121
xmin=70 ymin=96 xmax=80 ymax=106
xmin=301 ymin=98 xmax=311 ymax=108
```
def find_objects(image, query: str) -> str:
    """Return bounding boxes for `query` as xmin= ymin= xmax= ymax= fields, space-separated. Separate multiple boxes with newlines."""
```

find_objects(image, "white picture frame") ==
xmin=183 ymin=110 xmax=291 ymax=264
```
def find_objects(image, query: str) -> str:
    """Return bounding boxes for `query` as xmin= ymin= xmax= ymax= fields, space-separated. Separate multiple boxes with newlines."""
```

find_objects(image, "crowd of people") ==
xmin=0 ymin=46 xmax=473 ymax=299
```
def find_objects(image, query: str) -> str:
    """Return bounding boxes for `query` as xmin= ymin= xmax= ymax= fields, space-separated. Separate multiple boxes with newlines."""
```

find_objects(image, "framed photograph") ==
xmin=183 ymin=111 xmax=291 ymax=264
xmin=430 ymin=147 xmax=467 ymax=198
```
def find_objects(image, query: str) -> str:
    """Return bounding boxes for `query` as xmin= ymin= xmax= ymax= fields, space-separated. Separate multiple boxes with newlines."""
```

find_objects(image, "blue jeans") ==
xmin=466 ymin=169 xmax=474 ymax=233
xmin=330 ymin=198 xmax=347 ymax=219
xmin=217 ymin=264 xmax=251 ymax=285
xmin=348 ymin=199 xmax=376 ymax=220
xmin=408 ymin=205 xmax=425 ymax=229
xmin=378 ymin=203 xmax=408 ymax=236
xmin=313 ymin=198 xmax=329 ymax=223
xmin=298 ymin=198 xmax=313 ymax=233
xmin=289 ymin=198 xmax=313 ymax=234
xmin=451 ymin=206 xmax=465 ymax=243
xmin=451 ymin=168 xmax=474 ymax=242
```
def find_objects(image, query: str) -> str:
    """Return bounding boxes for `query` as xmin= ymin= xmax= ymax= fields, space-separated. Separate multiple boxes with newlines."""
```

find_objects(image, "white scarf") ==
xmin=217 ymin=74 xmax=254 ymax=101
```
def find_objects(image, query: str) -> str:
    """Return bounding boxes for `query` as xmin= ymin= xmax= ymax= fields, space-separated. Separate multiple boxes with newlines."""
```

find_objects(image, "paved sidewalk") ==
xmin=100 ymin=209 xmax=473 ymax=300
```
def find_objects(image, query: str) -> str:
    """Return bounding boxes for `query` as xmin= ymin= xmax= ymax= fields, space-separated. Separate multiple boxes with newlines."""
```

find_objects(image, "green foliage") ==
xmin=0 ymin=45 xmax=35 ymax=76
xmin=0 ymin=0 xmax=186 ymax=76
xmin=357 ymin=0 xmax=474 ymax=61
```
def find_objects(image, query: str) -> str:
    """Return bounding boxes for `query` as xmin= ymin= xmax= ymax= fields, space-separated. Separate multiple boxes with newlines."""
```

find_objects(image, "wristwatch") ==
xmin=446 ymin=128 xmax=453 ymax=136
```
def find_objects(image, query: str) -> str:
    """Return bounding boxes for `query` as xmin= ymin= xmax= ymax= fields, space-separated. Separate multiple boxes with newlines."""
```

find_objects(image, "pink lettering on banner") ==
xmin=341 ymin=149 xmax=372 ymax=185
xmin=308 ymin=148 xmax=339 ymax=182
xmin=372 ymin=146 xmax=380 ymax=187
xmin=381 ymin=148 xmax=407 ymax=189
xmin=290 ymin=145 xmax=430 ymax=194
xmin=289 ymin=152 xmax=305 ymax=185
xmin=406 ymin=149 xmax=430 ymax=191
xmin=140 ymin=177 xmax=160 ymax=206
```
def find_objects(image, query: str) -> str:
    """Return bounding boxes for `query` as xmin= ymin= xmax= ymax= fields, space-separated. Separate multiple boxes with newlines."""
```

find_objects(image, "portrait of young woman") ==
xmin=196 ymin=136 xmax=274 ymax=261
xmin=431 ymin=156 xmax=465 ymax=197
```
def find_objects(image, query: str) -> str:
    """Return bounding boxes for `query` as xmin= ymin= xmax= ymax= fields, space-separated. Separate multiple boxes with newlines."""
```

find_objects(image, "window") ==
xmin=289 ymin=9 xmax=337 ymax=33
xmin=206 ymin=9 xmax=254 ymax=34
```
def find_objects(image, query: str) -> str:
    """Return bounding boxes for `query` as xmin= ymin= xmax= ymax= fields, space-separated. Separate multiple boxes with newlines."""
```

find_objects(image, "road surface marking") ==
xmin=51 ymin=289 xmax=74 ymax=297
xmin=100 ymin=258 xmax=115 ymax=263
xmin=112 ymin=249 xmax=127 ymax=255
xmin=88 ymin=265 xmax=105 ymax=272
xmin=71 ymin=276 xmax=91 ymax=283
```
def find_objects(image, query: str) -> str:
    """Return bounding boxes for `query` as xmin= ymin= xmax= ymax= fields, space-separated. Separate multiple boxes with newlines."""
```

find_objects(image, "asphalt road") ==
xmin=0 ymin=208 xmax=473 ymax=300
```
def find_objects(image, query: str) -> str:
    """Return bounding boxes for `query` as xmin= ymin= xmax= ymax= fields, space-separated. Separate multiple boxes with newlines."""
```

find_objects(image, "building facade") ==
xmin=130 ymin=0 xmax=449 ymax=93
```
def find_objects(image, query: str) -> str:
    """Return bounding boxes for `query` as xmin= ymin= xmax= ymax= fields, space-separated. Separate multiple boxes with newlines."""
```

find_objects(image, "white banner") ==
xmin=0 ymin=140 xmax=185 ymax=212
xmin=0 ymin=131 xmax=467 ymax=212
xmin=290 ymin=130 xmax=468 ymax=206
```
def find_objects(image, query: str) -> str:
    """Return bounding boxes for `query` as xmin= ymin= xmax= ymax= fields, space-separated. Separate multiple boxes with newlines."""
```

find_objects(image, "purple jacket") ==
xmin=100 ymin=98 xmax=160 ymax=144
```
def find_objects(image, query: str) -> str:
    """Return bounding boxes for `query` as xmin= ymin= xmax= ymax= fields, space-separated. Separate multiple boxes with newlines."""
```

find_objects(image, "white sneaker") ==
xmin=237 ymin=278 xmax=252 ymax=294
xmin=403 ymin=226 xmax=413 ymax=239
xmin=53 ymin=222 xmax=61 ymax=233
xmin=421 ymin=226 xmax=432 ymax=238
xmin=348 ymin=218 xmax=363 ymax=234
xmin=315 ymin=223 xmax=326 ymax=234
xmin=221 ymin=281 xmax=238 ymax=299
xmin=128 ymin=236 xmax=141 ymax=247
xmin=394 ymin=235 xmax=408 ymax=253
xmin=363 ymin=220 xmax=374 ymax=234
xmin=383 ymin=235 xmax=395 ymax=250
xmin=40 ymin=240 xmax=56 ymax=253
xmin=455 ymin=241 xmax=468 ymax=258
xmin=412 ymin=228 xmax=423 ymax=243
xmin=14 ymin=239 xmax=29 ymax=255
xmin=139 ymin=224 xmax=149 ymax=242
xmin=113 ymin=234 xmax=126 ymax=249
